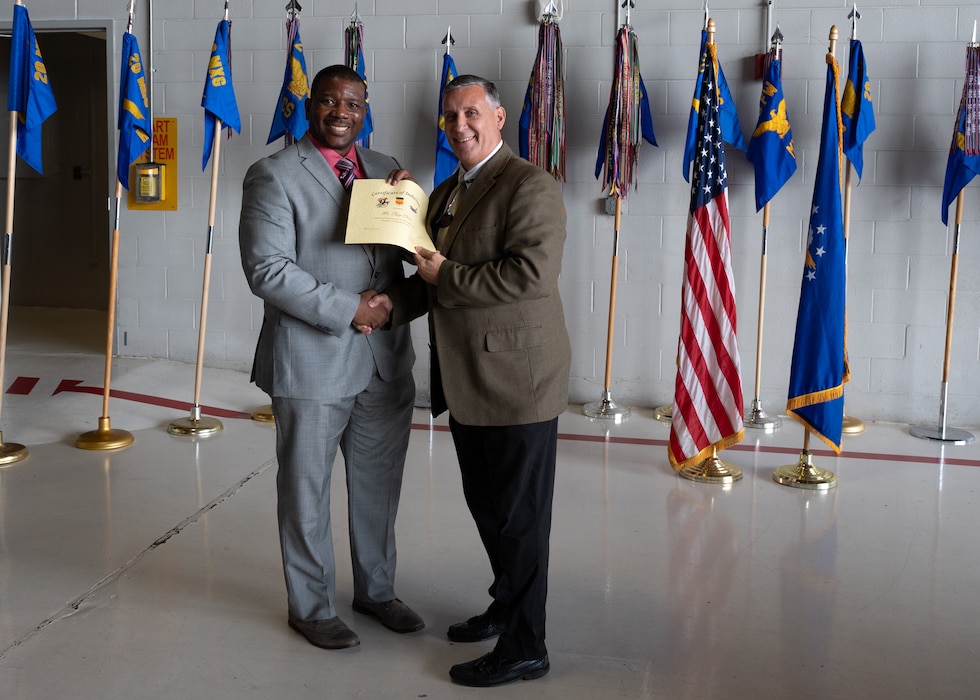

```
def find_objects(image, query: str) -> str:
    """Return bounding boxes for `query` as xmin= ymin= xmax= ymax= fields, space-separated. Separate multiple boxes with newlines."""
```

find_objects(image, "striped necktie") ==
xmin=336 ymin=157 xmax=355 ymax=193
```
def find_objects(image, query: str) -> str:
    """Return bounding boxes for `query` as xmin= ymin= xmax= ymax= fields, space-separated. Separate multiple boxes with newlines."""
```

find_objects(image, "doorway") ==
xmin=0 ymin=28 xmax=111 ymax=312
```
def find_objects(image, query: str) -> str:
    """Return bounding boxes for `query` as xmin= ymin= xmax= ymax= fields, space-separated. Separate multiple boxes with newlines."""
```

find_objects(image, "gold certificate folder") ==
xmin=345 ymin=179 xmax=435 ymax=252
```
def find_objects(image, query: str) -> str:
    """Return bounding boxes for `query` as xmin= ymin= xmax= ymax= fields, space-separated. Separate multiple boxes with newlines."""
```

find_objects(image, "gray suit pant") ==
xmin=272 ymin=371 xmax=414 ymax=621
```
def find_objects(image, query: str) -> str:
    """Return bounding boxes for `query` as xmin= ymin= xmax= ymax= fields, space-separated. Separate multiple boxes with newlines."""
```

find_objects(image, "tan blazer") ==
xmin=393 ymin=143 xmax=571 ymax=426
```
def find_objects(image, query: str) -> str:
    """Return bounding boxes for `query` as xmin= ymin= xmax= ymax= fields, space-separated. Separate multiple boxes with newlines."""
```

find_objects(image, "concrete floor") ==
xmin=1 ymin=307 xmax=979 ymax=699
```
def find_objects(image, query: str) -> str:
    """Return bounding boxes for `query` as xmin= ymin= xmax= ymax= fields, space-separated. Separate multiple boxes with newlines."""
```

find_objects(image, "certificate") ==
xmin=344 ymin=179 xmax=435 ymax=252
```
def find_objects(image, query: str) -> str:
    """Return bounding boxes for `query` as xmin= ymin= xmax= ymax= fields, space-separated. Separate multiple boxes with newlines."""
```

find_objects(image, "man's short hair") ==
xmin=310 ymin=65 xmax=365 ymax=96
xmin=444 ymin=74 xmax=501 ymax=109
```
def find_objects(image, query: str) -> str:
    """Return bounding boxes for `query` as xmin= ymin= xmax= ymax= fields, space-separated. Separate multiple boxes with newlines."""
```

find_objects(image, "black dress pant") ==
xmin=449 ymin=415 xmax=559 ymax=660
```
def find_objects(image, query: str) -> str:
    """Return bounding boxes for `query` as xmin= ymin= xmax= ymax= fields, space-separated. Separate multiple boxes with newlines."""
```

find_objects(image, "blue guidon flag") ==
xmin=201 ymin=17 xmax=240 ymax=170
xmin=267 ymin=23 xmax=309 ymax=145
xmin=117 ymin=30 xmax=152 ymax=190
xmin=7 ymin=3 xmax=57 ymax=174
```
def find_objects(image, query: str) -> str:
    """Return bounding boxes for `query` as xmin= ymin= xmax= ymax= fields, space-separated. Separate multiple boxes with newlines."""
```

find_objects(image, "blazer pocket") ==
xmin=485 ymin=325 xmax=545 ymax=352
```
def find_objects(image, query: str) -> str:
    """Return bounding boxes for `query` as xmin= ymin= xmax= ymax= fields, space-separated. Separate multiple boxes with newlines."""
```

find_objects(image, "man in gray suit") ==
xmin=239 ymin=65 xmax=423 ymax=650
xmin=383 ymin=74 xmax=571 ymax=687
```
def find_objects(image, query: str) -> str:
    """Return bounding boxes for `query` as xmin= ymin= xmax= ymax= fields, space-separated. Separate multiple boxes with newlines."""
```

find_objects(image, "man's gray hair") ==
xmin=444 ymin=74 xmax=501 ymax=109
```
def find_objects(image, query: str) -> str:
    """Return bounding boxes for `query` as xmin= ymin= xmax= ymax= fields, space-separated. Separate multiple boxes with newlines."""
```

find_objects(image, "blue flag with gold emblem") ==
xmin=746 ymin=52 xmax=797 ymax=211
xmin=201 ymin=18 xmax=240 ymax=170
xmin=435 ymin=52 xmax=459 ymax=187
xmin=7 ymin=4 xmax=57 ymax=174
xmin=117 ymin=31 xmax=151 ymax=190
xmin=682 ymin=29 xmax=746 ymax=181
xmin=841 ymin=39 xmax=875 ymax=181
xmin=267 ymin=24 xmax=309 ymax=145
xmin=941 ymin=45 xmax=980 ymax=226
xmin=786 ymin=53 xmax=848 ymax=453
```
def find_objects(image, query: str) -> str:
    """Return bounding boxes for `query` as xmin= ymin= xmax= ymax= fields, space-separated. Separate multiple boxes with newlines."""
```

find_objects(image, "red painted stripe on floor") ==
xmin=53 ymin=379 xmax=253 ymax=420
xmin=411 ymin=422 xmax=980 ymax=469
xmin=6 ymin=376 xmax=40 ymax=395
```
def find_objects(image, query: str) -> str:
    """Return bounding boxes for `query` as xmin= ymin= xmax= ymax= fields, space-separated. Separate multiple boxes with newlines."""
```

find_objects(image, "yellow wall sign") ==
xmin=128 ymin=117 xmax=178 ymax=211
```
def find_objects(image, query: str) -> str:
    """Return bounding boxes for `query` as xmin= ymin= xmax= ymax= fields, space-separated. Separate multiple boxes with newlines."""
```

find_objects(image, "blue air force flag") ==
xmin=7 ymin=4 xmax=57 ymax=174
xmin=841 ymin=39 xmax=875 ymax=181
xmin=746 ymin=53 xmax=797 ymax=211
xmin=201 ymin=19 xmax=240 ymax=170
xmin=435 ymin=52 xmax=459 ymax=188
xmin=941 ymin=45 xmax=980 ymax=226
xmin=117 ymin=31 xmax=151 ymax=190
xmin=786 ymin=54 xmax=848 ymax=453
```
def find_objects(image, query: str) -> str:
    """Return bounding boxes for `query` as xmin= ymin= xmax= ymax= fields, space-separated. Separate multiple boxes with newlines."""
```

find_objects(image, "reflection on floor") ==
xmin=1 ymin=308 xmax=979 ymax=699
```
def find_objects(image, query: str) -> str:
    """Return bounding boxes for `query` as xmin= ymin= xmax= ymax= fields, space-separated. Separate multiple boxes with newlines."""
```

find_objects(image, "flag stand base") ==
xmin=744 ymin=398 xmax=781 ymax=432
xmin=678 ymin=452 xmax=742 ymax=484
xmin=583 ymin=392 xmax=630 ymax=423
xmin=909 ymin=425 xmax=974 ymax=445
xmin=0 ymin=432 xmax=28 ymax=467
xmin=168 ymin=406 xmax=222 ymax=437
xmin=841 ymin=414 xmax=865 ymax=435
xmin=251 ymin=404 xmax=275 ymax=423
xmin=76 ymin=417 xmax=134 ymax=450
xmin=772 ymin=450 xmax=837 ymax=490
xmin=653 ymin=404 xmax=672 ymax=423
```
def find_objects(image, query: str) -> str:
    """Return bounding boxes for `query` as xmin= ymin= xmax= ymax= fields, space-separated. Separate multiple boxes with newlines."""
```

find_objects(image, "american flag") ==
xmin=669 ymin=44 xmax=744 ymax=471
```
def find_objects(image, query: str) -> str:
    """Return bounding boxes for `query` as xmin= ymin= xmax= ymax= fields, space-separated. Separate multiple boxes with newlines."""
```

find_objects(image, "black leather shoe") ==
xmin=450 ymin=650 xmax=550 ymax=687
xmin=352 ymin=598 xmax=425 ymax=633
xmin=447 ymin=606 xmax=507 ymax=642
xmin=288 ymin=614 xmax=360 ymax=649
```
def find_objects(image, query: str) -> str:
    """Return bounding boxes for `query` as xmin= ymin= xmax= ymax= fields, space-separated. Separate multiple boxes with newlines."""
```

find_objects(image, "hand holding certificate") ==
xmin=345 ymin=179 xmax=436 ymax=252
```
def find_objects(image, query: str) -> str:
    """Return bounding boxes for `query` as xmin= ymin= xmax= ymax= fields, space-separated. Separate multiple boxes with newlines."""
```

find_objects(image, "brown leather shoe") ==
xmin=352 ymin=598 xmax=425 ymax=633
xmin=288 ymin=614 xmax=360 ymax=649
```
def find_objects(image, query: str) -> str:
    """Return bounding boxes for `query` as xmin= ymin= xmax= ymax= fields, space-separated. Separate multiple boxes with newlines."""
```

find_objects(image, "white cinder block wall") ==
xmin=13 ymin=0 xmax=980 ymax=427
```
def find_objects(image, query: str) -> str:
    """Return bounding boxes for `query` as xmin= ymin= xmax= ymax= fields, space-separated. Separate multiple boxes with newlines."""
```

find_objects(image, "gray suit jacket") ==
xmin=240 ymin=136 xmax=414 ymax=400
xmin=392 ymin=143 xmax=571 ymax=426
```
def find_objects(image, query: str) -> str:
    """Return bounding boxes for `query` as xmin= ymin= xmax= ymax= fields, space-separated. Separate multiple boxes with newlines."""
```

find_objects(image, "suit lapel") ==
xmin=438 ymin=144 xmax=512 ymax=254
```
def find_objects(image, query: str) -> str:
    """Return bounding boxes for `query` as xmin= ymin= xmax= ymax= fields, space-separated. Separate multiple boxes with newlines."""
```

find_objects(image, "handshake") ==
xmin=352 ymin=289 xmax=392 ymax=334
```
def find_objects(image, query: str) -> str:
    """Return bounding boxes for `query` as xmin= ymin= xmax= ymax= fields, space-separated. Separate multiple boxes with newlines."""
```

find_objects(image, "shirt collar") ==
xmin=307 ymin=134 xmax=363 ymax=179
xmin=459 ymin=140 xmax=503 ymax=186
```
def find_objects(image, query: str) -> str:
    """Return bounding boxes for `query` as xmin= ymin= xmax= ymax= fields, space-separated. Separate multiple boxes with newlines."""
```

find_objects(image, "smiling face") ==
xmin=305 ymin=75 xmax=366 ymax=155
xmin=442 ymin=84 xmax=506 ymax=171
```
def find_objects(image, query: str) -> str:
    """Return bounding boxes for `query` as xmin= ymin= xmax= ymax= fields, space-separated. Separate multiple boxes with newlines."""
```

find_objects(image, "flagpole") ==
xmin=168 ymin=122 xmax=223 ymax=438
xmin=584 ymin=3 xmax=638 ymax=423
xmin=744 ymin=201 xmax=781 ymax=432
xmin=773 ymin=25 xmax=843 ymax=490
xmin=838 ymin=3 xmax=866 ymax=436
xmin=75 ymin=179 xmax=135 ymax=449
xmin=76 ymin=1 xmax=139 ymax=450
xmin=0 ymin=60 xmax=27 ymax=464
xmin=0 ymin=0 xmax=31 ymax=466
xmin=583 ymin=197 xmax=630 ymax=422
xmin=169 ymin=2 xmax=232 ymax=438
xmin=910 ymin=190 xmax=975 ymax=444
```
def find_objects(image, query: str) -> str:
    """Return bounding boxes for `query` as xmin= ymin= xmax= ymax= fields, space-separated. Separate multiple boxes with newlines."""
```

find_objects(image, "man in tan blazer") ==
xmin=386 ymin=74 xmax=571 ymax=687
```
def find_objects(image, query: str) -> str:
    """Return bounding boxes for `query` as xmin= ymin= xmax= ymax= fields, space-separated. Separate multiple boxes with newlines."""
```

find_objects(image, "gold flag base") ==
xmin=583 ymin=392 xmax=630 ymax=423
xmin=168 ymin=405 xmax=222 ymax=437
xmin=0 ymin=431 xmax=28 ymax=467
xmin=251 ymin=404 xmax=275 ymax=423
xmin=678 ymin=452 xmax=742 ymax=484
xmin=841 ymin=414 xmax=865 ymax=435
xmin=653 ymin=404 xmax=672 ymax=423
xmin=76 ymin=417 xmax=134 ymax=450
xmin=772 ymin=450 xmax=837 ymax=490
xmin=744 ymin=398 xmax=781 ymax=432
